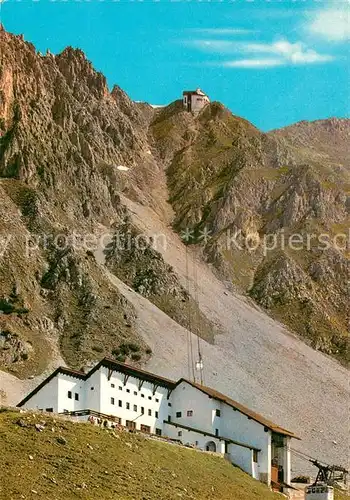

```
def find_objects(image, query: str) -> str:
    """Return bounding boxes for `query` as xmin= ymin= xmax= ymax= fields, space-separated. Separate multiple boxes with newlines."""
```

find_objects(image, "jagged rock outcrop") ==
xmin=0 ymin=329 xmax=32 ymax=364
xmin=0 ymin=28 xmax=174 ymax=375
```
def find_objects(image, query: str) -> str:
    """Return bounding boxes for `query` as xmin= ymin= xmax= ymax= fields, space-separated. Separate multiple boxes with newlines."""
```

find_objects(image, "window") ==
xmin=67 ymin=391 xmax=72 ymax=399
xmin=176 ymin=411 xmax=182 ymax=418
xmin=148 ymin=396 xmax=152 ymax=400
xmin=141 ymin=407 xmax=145 ymax=414
xmin=156 ymin=428 xmax=162 ymax=436
xmin=215 ymin=409 xmax=221 ymax=417
xmin=126 ymin=389 xmax=130 ymax=393
xmin=168 ymin=416 xmax=171 ymax=422
xmin=140 ymin=424 xmax=151 ymax=433
xmin=126 ymin=402 xmax=130 ymax=410
xmin=155 ymin=411 xmax=159 ymax=418
xmin=45 ymin=408 xmax=53 ymax=412
xmin=141 ymin=394 xmax=145 ymax=398
xmin=90 ymin=387 xmax=94 ymax=391
xmin=119 ymin=386 xmax=123 ymax=390
xmin=134 ymin=391 xmax=137 ymax=396
xmin=168 ymin=402 xmax=172 ymax=407
xmin=195 ymin=441 xmax=199 ymax=446
xmin=215 ymin=429 xmax=219 ymax=437
xmin=186 ymin=410 xmax=193 ymax=417
xmin=118 ymin=400 xmax=122 ymax=407
xmin=133 ymin=404 xmax=137 ymax=412
xmin=148 ymin=409 xmax=152 ymax=416
xmin=111 ymin=383 xmax=115 ymax=388
xmin=253 ymin=450 xmax=258 ymax=463
xmin=155 ymin=398 xmax=159 ymax=403
xmin=126 ymin=420 xmax=136 ymax=430
xmin=178 ymin=431 xmax=182 ymax=437
xmin=111 ymin=397 xmax=115 ymax=405
xmin=75 ymin=393 xmax=79 ymax=401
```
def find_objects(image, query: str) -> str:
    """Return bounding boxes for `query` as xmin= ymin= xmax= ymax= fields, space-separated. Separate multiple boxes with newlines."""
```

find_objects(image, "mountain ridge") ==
xmin=0 ymin=27 xmax=349 ymax=475
xmin=152 ymin=99 xmax=349 ymax=363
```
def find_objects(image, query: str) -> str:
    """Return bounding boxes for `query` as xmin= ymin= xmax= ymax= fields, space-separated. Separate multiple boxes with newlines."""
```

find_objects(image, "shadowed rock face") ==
xmin=0 ymin=25 xmax=349 ymax=384
xmin=153 ymin=103 xmax=349 ymax=363
xmin=0 ymin=28 xmax=155 ymax=375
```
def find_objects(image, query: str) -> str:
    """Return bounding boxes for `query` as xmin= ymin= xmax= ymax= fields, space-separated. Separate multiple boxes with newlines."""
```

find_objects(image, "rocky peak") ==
xmin=55 ymin=47 xmax=108 ymax=99
xmin=110 ymin=84 xmax=148 ymax=126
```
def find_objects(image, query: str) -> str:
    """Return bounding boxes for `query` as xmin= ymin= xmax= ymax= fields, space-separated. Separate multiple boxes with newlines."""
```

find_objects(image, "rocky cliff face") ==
xmin=152 ymin=102 xmax=349 ymax=363
xmin=0 ymin=27 xmax=190 ymax=376
xmin=0 ymin=26 xmax=348 ymax=382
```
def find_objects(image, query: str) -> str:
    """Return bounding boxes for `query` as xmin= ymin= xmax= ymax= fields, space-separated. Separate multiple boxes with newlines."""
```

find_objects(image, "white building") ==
xmin=183 ymin=88 xmax=210 ymax=114
xmin=17 ymin=358 xmax=299 ymax=491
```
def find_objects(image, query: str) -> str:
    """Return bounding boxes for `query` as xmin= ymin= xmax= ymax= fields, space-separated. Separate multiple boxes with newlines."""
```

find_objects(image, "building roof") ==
xmin=17 ymin=358 xmax=298 ymax=439
xmin=183 ymin=88 xmax=207 ymax=96
xmin=17 ymin=358 xmax=175 ymax=407
xmin=164 ymin=420 xmax=261 ymax=451
xmin=89 ymin=358 xmax=176 ymax=389
xmin=177 ymin=379 xmax=300 ymax=439
xmin=17 ymin=366 xmax=85 ymax=407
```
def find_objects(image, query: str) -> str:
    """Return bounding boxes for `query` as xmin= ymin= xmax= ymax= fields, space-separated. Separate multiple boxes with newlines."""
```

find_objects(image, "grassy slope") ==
xmin=0 ymin=409 xmax=284 ymax=500
xmin=336 ymin=492 xmax=350 ymax=500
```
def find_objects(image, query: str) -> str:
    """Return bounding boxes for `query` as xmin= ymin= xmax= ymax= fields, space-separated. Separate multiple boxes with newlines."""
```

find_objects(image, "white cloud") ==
xmin=191 ymin=28 xmax=258 ymax=36
xmin=243 ymin=40 xmax=334 ymax=64
xmin=189 ymin=40 xmax=240 ymax=52
xmin=307 ymin=5 xmax=350 ymax=42
xmin=224 ymin=59 xmax=283 ymax=69
xmin=190 ymin=38 xmax=334 ymax=68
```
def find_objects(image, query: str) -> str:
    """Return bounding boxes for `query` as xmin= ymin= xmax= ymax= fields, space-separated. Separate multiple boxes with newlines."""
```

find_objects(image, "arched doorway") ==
xmin=205 ymin=441 xmax=216 ymax=452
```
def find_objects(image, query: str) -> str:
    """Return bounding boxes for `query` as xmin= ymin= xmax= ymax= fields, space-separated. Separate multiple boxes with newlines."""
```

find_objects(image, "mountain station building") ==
xmin=17 ymin=357 xmax=299 ymax=491
xmin=183 ymin=88 xmax=210 ymax=114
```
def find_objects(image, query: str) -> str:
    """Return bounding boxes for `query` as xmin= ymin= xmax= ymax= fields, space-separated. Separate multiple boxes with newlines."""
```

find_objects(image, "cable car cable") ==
xmin=185 ymin=242 xmax=196 ymax=382
xmin=193 ymin=249 xmax=204 ymax=385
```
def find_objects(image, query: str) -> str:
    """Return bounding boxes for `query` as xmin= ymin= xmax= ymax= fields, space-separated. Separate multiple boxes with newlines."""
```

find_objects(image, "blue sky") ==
xmin=1 ymin=0 xmax=349 ymax=130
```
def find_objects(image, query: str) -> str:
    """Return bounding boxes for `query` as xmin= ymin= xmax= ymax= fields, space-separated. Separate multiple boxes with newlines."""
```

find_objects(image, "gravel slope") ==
xmin=115 ymin=197 xmax=349 ymax=477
